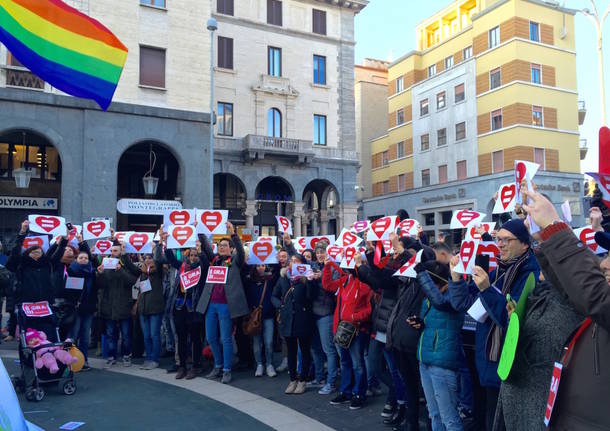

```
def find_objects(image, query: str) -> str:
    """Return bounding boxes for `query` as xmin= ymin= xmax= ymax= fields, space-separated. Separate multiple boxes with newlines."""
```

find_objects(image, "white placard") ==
xmin=586 ymin=172 xmax=610 ymax=207
xmin=450 ymin=210 xmax=486 ymax=230
xmin=326 ymin=244 xmax=343 ymax=262
xmin=397 ymin=219 xmax=420 ymax=237
xmin=467 ymin=298 xmax=489 ymax=323
xmin=196 ymin=209 xmax=228 ymax=235
xmin=275 ymin=216 xmax=293 ymax=235
xmin=123 ymin=232 xmax=154 ymax=254
xmin=573 ymin=225 xmax=607 ymax=254
xmin=340 ymin=246 xmax=358 ymax=269
xmin=163 ymin=209 xmax=196 ymax=227
xmin=248 ymin=240 xmax=279 ymax=264
xmin=514 ymin=160 xmax=540 ymax=205
xmin=351 ymin=220 xmax=370 ymax=234
xmin=465 ymin=222 xmax=497 ymax=241
xmin=65 ymin=276 xmax=84 ymax=290
xmin=166 ymin=225 xmax=197 ymax=249
xmin=139 ymin=278 xmax=152 ymax=293
xmin=83 ymin=220 xmax=111 ymax=240
xmin=290 ymin=263 xmax=312 ymax=278
xmin=92 ymin=239 xmax=114 ymax=255
xmin=392 ymin=249 xmax=423 ymax=279
xmin=206 ymin=266 xmax=229 ymax=284
xmin=368 ymin=216 xmax=399 ymax=241
xmin=28 ymin=214 xmax=66 ymax=236
xmin=493 ymin=183 xmax=517 ymax=214
xmin=102 ymin=257 xmax=120 ymax=270
xmin=21 ymin=235 xmax=50 ymax=253
xmin=335 ymin=228 xmax=363 ymax=248
xmin=295 ymin=235 xmax=335 ymax=251
xmin=453 ymin=240 xmax=480 ymax=275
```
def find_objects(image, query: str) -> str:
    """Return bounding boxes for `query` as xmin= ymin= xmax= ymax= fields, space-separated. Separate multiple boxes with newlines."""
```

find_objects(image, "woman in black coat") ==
xmin=271 ymin=254 xmax=316 ymax=395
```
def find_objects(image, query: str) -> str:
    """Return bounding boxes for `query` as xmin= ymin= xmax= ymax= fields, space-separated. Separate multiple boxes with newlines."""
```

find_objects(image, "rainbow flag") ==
xmin=0 ymin=0 xmax=128 ymax=110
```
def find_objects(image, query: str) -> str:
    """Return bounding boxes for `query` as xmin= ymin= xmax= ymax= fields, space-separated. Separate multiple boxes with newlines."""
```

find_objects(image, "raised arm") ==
xmin=321 ymin=260 xmax=346 ymax=294
xmin=416 ymin=271 xmax=453 ymax=311
xmin=198 ymin=233 xmax=215 ymax=262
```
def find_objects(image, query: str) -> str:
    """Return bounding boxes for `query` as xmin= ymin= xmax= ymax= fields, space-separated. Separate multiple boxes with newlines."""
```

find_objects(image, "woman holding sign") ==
xmin=121 ymin=241 xmax=166 ymax=370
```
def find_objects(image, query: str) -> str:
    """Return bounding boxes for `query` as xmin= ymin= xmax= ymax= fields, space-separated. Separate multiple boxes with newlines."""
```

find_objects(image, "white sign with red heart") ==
xmin=453 ymin=240 xmax=480 ymax=275
xmin=392 ymin=250 xmax=423 ymax=279
xmin=248 ymin=240 xmax=278 ymax=264
xmin=350 ymin=220 xmax=370 ymax=234
xmin=514 ymin=160 xmax=540 ymax=205
xmin=295 ymin=235 xmax=336 ymax=251
xmin=465 ymin=222 xmax=497 ymax=241
xmin=21 ymin=235 xmax=50 ymax=253
xmin=397 ymin=219 xmax=420 ymax=237
xmin=83 ymin=220 xmax=111 ymax=240
xmin=50 ymin=225 xmax=81 ymax=248
xmin=326 ymin=244 xmax=344 ymax=262
xmin=163 ymin=209 xmax=196 ymax=227
xmin=291 ymin=263 xmax=312 ymax=278
xmin=275 ymin=216 xmax=293 ymax=235
xmin=493 ymin=183 xmax=518 ymax=214
xmin=450 ymin=210 xmax=486 ymax=230
xmin=28 ymin=214 xmax=67 ymax=236
xmin=340 ymin=246 xmax=358 ymax=269
xmin=573 ymin=226 xmax=607 ymax=254
xmin=586 ymin=172 xmax=610 ymax=207
xmin=335 ymin=228 xmax=363 ymax=248
xmin=477 ymin=241 xmax=500 ymax=271
xmin=367 ymin=216 xmax=399 ymax=241
xmin=92 ymin=239 xmax=114 ymax=255
xmin=123 ymin=232 xmax=154 ymax=254
xmin=196 ymin=210 xmax=228 ymax=235
xmin=166 ymin=225 xmax=198 ymax=249
xmin=114 ymin=231 xmax=133 ymax=244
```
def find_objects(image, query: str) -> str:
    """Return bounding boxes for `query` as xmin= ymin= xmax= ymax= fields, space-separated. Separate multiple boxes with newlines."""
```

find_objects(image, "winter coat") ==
xmin=417 ymin=271 xmax=464 ymax=371
xmin=448 ymin=250 xmax=540 ymax=388
xmin=310 ymin=261 xmax=336 ymax=317
xmin=6 ymin=233 xmax=55 ymax=305
xmin=122 ymin=246 xmax=165 ymax=316
xmin=493 ymin=282 xmax=583 ymax=431
xmin=321 ymin=261 xmax=373 ymax=333
xmin=537 ymin=227 xmax=610 ymax=431
xmin=66 ymin=261 xmax=97 ymax=316
xmin=387 ymin=278 xmax=425 ymax=353
xmin=97 ymin=260 xmax=137 ymax=321
xmin=50 ymin=238 xmax=90 ymax=305
xmin=271 ymin=269 xmax=316 ymax=338
xmin=164 ymin=248 xmax=207 ymax=324
xmin=196 ymin=234 xmax=249 ymax=319
xmin=245 ymin=274 xmax=276 ymax=320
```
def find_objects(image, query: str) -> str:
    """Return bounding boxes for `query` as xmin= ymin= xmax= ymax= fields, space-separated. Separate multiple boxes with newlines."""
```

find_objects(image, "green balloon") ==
xmin=498 ymin=313 xmax=520 ymax=381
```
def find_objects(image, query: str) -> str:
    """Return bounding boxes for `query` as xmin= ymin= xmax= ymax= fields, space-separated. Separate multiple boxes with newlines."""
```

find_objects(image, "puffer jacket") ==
xmin=536 ymin=226 xmax=610 ymax=431
xmin=321 ymin=261 xmax=373 ymax=333
xmin=417 ymin=271 xmax=464 ymax=371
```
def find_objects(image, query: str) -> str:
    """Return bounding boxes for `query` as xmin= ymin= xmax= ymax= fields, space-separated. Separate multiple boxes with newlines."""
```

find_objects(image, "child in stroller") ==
xmin=14 ymin=304 xmax=77 ymax=402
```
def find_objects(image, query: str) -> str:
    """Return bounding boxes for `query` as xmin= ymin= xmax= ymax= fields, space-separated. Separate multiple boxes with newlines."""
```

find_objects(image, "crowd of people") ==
xmin=0 ymin=187 xmax=609 ymax=431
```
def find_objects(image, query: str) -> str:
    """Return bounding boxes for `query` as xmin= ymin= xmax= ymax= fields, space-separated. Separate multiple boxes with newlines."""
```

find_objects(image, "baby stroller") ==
xmin=13 ymin=303 xmax=77 ymax=402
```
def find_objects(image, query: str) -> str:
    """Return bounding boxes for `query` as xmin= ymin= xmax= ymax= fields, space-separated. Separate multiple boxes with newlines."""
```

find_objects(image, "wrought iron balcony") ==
xmin=4 ymin=67 xmax=45 ymax=90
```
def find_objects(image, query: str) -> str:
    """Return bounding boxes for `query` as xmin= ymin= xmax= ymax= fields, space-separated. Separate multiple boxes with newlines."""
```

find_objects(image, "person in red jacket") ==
xmin=322 ymin=255 xmax=373 ymax=411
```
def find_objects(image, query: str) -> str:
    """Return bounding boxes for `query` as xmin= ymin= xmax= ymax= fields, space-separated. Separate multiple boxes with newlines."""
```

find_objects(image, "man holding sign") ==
xmin=196 ymin=221 xmax=249 ymax=384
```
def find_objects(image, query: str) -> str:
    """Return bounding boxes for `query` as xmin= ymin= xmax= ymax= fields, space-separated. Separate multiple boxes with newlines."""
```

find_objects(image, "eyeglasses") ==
xmin=496 ymin=236 xmax=519 ymax=245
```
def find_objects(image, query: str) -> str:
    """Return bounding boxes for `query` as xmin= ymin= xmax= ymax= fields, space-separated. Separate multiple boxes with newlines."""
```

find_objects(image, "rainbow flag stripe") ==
xmin=0 ymin=0 xmax=128 ymax=110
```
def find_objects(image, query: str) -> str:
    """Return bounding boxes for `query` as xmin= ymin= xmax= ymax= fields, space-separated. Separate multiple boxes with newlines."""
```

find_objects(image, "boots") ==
xmin=384 ymin=404 xmax=406 ymax=426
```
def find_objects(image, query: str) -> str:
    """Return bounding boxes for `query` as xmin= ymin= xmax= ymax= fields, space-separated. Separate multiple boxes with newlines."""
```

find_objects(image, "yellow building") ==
xmin=362 ymin=0 xmax=586 ymax=237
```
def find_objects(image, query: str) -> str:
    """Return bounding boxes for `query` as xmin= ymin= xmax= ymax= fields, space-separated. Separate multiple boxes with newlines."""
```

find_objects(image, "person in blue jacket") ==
xmin=447 ymin=219 xmax=540 ymax=431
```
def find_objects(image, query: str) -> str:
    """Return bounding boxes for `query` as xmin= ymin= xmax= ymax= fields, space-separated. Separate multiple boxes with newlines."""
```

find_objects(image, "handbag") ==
xmin=333 ymin=277 xmax=359 ymax=349
xmin=243 ymin=281 xmax=267 ymax=336
xmin=276 ymin=286 xmax=294 ymax=325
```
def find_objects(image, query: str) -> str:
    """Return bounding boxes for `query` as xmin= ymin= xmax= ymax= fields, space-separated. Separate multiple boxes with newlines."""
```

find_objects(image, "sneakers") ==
xmin=122 ymin=355 xmax=132 ymax=367
xmin=221 ymin=371 xmax=232 ymax=384
xmin=255 ymin=364 xmax=264 ymax=377
xmin=306 ymin=379 xmax=325 ymax=388
xmin=81 ymin=364 xmax=91 ymax=372
xmin=140 ymin=361 xmax=151 ymax=370
xmin=381 ymin=403 xmax=396 ymax=418
xmin=266 ymin=364 xmax=277 ymax=377
xmin=293 ymin=381 xmax=307 ymax=394
xmin=285 ymin=381 xmax=298 ymax=394
xmin=186 ymin=368 xmax=202 ymax=380
xmin=330 ymin=393 xmax=351 ymax=405
xmin=276 ymin=357 xmax=288 ymax=373
xmin=206 ymin=367 xmax=222 ymax=379
xmin=318 ymin=383 xmax=336 ymax=395
xmin=104 ymin=357 xmax=116 ymax=369
xmin=2 ymin=335 xmax=13 ymax=342
xmin=349 ymin=396 xmax=365 ymax=410
xmin=175 ymin=367 xmax=187 ymax=379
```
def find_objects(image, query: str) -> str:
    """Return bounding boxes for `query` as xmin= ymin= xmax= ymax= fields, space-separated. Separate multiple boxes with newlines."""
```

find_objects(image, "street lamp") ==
xmin=581 ymin=1 xmax=610 ymax=125
xmin=142 ymin=143 xmax=158 ymax=196
xmin=13 ymin=132 xmax=32 ymax=189
xmin=207 ymin=17 xmax=218 ymax=209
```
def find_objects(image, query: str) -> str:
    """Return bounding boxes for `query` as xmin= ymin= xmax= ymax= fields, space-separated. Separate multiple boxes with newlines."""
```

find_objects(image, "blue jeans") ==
xmin=314 ymin=314 xmax=339 ymax=386
xmin=368 ymin=338 xmax=396 ymax=404
xmin=162 ymin=309 xmax=176 ymax=353
xmin=205 ymin=302 xmax=233 ymax=371
xmin=253 ymin=318 xmax=274 ymax=366
xmin=337 ymin=332 xmax=368 ymax=397
xmin=139 ymin=313 xmax=163 ymax=363
xmin=385 ymin=348 xmax=406 ymax=404
xmin=420 ymin=363 xmax=464 ymax=431
xmin=105 ymin=318 xmax=131 ymax=359
xmin=69 ymin=314 xmax=93 ymax=363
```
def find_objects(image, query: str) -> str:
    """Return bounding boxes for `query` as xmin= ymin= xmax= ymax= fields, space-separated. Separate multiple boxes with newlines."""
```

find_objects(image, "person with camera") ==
xmin=322 ymin=252 xmax=372 ymax=411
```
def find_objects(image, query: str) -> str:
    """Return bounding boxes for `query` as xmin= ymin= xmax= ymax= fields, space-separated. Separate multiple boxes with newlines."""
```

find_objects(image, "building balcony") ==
xmin=214 ymin=135 xmax=359 ymax=164
xmin=580 ymin=138 xmax=588 ymax=160
xmin=578 ymin=100 xmax=587 ymax=126
xmin=2 ymin=66 xmax=45 ymax=90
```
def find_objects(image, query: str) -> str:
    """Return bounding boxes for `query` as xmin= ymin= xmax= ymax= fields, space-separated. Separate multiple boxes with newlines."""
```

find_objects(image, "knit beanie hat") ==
xmin=500 ymin=219 xmax=530 ymax=244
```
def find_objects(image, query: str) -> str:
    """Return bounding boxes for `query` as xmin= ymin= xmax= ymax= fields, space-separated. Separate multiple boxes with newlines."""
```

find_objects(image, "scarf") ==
xmin=487 ymin=249 xmax=531 ymax=362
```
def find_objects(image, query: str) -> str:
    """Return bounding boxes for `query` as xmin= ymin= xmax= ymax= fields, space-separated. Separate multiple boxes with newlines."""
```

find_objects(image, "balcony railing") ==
xmin=4 ymin=67 xmax=45 ymax=90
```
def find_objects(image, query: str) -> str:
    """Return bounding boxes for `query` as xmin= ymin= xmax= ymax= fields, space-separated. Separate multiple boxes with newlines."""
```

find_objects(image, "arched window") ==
xmin=267 ymin=108 xmax=282 ymax=138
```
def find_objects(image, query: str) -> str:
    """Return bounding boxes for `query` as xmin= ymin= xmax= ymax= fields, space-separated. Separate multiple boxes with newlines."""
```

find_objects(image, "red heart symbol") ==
xmin=200 ymin=211 xmax=223 ymax=232
xmin=129 ymin=233 xmax=149 ymax=251
xmin=398 ymin=254 xmax=418 ymax=274
xmin=579 ymin=228 xmax=598 ymax=252
xmin=382 ymin=240 xmax=392 ymax=253
xmin=252 ymin=241 xmax=273 ymax=261
xmin=310 ymin=237 xmax=327 ymax=249
xmin=279 ymin=217 xmax=291 ymax=231
xmin=456 ymin=210 xmax=480 ymax=227
xmin=169 ymin=210 xmax=191 ymax=225
xmin=87 ymin=221 xmax=106 ymax=237
xmin=477 ymin=242 xmax=499 ymax=269
xmin=327 ymin=245 xmax=343 ymax=259
xmin=115 ymin=232 xmax=127 ymax=243
xmin=500 ymin=184 xmax=516 ymax=210
xmin=342 ymin=231 xmax=358 ymax=247
xmin=371 ymin=217 xmax=391 ymax=237
xmin=353 ymin=221 xmax=369 ymax=232
xmin=460 ymin=241 xmax=476 ymax=267
xmin=515 ymin=162 xmax=527 ymax=196
xmin=398 ymin=219 xmax=416 ymax=236
xmin=344 ymin=247 xmax=356 ymax=264
xmin=599 ymin=174 xmax=610 ymax=207
xmin=23 ymin=237 xmax=44 ymax=249
xmin=296 ymin=265 xmax=307 ymax=274
xmin=469 ymin=224 xmax=491 ymax=240
xmin=172 ymin=226 xmax=194 ymax=246
xmin=298 ymin=237 xmax=307 ymax=249
xmin=95 ymin=240 xmax=112 ymax=254
xmin=35 ymin=216 xmax=60 ymax=233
